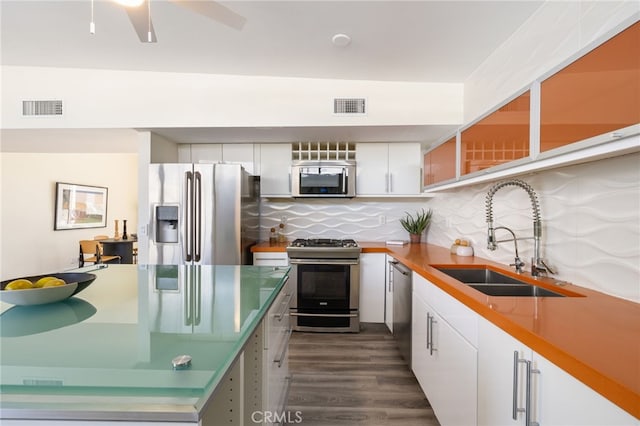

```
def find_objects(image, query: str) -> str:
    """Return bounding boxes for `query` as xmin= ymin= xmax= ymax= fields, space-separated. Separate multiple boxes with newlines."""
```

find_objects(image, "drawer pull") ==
xmin=273 ymin=328 xmax=292 ymax=368
xmin=276 ymin=293 xmax=293 ymax=321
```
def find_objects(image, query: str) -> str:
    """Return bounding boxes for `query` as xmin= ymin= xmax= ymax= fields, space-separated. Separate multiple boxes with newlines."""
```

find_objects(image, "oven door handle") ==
xmin=290 ymin=312 xmax=359 ymax=318
xmin=289 ymin=259 xmax=359 ymax=265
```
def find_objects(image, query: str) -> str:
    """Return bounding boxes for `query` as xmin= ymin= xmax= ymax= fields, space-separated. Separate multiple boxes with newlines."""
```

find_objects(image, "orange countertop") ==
xmin=252 ymin=241 xmax=289 ymax=252
xmin=252 ymin=241 xmax=640 ymax=418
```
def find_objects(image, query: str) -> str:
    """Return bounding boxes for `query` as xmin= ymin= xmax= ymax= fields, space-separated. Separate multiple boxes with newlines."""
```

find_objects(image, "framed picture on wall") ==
xmin=54 ymin=182 xmax=108 ymax=230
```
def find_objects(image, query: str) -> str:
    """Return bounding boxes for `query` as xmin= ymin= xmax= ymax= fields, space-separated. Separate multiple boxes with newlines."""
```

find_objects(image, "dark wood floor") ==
xmin=286 ymin=323 xmax=441 ymax=426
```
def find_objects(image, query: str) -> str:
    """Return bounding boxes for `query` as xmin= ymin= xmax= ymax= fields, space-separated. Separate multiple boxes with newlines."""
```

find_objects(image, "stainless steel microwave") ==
xmin=291 ymin=160 xmax=356 ymax=198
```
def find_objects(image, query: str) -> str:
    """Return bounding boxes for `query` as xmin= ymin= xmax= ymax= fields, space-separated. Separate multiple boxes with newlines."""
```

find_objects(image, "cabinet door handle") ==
xmin=429 ymin=313 xmax=437 ymax=356
xmin=513 ymin=351 xmax=540 ymax=426
xmin=513 ymin=351 xmax=523 ymax=420
xmin=426 ymin=313 xmax=431 ymax=350
xmin=525 ymin=360 xmax=540 ymax=426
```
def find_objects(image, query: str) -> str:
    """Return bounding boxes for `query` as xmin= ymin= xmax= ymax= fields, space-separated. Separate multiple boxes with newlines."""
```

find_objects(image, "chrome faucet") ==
xmin=485 ymin=179 xmax=556 ymax=277
xmin=493 ymin=226 xmax=525 ymax=273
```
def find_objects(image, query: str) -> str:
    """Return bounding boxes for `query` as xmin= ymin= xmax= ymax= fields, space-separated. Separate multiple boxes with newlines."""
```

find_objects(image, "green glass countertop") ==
xmin=0 ymin=264 xmax=290 ymax=422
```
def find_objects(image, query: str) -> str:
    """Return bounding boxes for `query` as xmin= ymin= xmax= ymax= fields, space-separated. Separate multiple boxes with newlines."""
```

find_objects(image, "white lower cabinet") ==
xmin=412 ymin=273 xmax=478 ymax=426
xmin=478 ymin=317 xmax=638 ymax=426
xmin=359 ymin=253 xmax=386 ymax=323
xmin=253 ymin=252 xmax=289 ymax=267
xmin=262 ymin=278 xmax=293 ymax=425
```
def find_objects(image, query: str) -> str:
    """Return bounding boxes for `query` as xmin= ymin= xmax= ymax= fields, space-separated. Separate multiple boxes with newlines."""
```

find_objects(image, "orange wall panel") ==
xmin=460 ymin=92 xmax=530 ymax=175
xmin=540 ymin=21 xmax=640 ymax=152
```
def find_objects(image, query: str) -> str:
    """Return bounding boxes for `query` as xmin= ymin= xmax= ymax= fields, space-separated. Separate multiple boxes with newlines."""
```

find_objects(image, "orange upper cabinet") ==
xmin=540 ymin=22 xmax=640 ymax=153
xmin=460 ymin=91 xmax=531 ymax=176
xmin=424 ymin=136 xmax=456 ymax=186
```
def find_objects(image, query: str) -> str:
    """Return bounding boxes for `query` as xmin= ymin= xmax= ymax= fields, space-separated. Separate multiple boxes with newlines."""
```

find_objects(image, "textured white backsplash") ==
xmin=261 ymin=153 xmax=640 ymax=303
xmin=260 ymin=198 xmax=431 ymax=243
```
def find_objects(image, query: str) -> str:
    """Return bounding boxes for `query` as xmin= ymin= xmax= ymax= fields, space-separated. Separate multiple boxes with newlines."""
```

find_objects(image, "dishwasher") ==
xmin=389 ymin=258 xmax=412 ymax=366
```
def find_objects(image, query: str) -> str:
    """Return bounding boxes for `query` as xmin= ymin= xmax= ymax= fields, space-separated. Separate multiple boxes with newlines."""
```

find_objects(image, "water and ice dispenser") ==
xmin=155 ymin=206 xmax=179 ymax=243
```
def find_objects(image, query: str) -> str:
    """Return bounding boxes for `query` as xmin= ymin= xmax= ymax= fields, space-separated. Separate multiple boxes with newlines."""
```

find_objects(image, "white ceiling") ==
xmin=1 ymin=0 xmax=544 ymax=147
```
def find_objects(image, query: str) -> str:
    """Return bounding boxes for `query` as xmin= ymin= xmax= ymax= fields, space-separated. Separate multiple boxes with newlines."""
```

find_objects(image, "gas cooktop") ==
xmin=286 ymin=238 xmax=361 ymax=260
xmin=289 ymin=238 xmax=358 ymax=248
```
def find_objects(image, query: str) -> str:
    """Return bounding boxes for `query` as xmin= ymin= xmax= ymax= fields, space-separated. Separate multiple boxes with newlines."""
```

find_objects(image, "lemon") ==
xmin=5 ymin=279 xmax=34 ymax=290
xmin=42 ymin=279 xmax=65 ymax=288
xmin=33 ymin=276 xmax=57 ymax=288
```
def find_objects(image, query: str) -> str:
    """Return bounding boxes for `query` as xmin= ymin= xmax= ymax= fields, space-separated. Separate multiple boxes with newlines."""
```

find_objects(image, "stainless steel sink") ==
xmin=467 ymin=283 xmax=564 ymax=297
xmin=435 ymin=267 xmax=566 ymax=297
xmin=436 ymin=267 xmax=525 ymax=285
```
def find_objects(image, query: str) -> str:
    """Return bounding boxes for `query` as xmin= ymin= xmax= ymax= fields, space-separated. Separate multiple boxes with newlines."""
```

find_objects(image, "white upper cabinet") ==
xmin=260 ymin=144 xmax=292 ymax=197
xmin=178 ymin=144 xmax=223 ymax=163
xmin=178 ymin=144 xmax=258 ymax=174
xmin=222 ymin=144 xmax=258 ymax=175
xmin=356 ymin=143 xmax=422 ymax=196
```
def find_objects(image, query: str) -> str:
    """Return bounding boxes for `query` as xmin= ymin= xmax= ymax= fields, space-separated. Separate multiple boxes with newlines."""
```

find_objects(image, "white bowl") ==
xmin=456 ymin=245 xmax=474 ymax=257
xmin=0 ymin=282 xmax=78 ymax=306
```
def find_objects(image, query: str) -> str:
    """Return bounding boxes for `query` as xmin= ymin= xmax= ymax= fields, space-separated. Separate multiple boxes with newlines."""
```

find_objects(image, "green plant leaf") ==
xmin=399 ymin=208 xmax=433 ymax=234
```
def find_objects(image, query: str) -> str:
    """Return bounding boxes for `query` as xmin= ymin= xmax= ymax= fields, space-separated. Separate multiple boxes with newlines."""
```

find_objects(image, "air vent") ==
xmin=334 ymin=98 xmax=366 ymax=115
xmin=22 ymin=100 xmax=63 ymax=116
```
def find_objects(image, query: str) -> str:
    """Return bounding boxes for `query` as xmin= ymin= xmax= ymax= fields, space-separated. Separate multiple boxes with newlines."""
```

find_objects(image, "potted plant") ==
xmin=400 ymin=208 xmax=433 ymax=243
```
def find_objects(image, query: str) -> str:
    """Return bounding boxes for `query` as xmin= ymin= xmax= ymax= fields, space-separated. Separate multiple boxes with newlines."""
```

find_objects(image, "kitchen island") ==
xmin=0 ymin=264 xmax=290 ymax=425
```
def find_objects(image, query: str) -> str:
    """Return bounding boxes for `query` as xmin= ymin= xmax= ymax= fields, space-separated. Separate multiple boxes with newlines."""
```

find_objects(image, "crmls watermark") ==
xmin=251 ymin=410 xmax=303 ymax=424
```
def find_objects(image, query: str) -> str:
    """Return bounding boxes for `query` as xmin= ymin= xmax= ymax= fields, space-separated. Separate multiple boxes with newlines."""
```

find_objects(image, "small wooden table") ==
xmin=100 ymin=238 xmax=137 ymax=264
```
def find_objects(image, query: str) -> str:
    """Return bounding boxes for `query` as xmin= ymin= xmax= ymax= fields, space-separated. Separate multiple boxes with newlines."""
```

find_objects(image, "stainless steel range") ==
xmin=286 ymin=238 xmax=361 ymax=333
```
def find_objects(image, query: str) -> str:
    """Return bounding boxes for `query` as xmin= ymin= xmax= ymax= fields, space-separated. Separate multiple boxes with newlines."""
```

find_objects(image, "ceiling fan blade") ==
xmin=169 ymin=0 xmax=246 ymax=31
xmin=125 ymin=3 xmax=157 ymax=43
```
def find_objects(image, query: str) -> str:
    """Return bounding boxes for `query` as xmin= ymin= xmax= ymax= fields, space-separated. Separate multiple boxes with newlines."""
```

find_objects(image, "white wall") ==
xmin=1 ymin=66 xmax=463 ymax=130
xmin=0 ymin=152 xmax=138 ymax=279
xmin=464 ymin=1 xmax=639 ymax=122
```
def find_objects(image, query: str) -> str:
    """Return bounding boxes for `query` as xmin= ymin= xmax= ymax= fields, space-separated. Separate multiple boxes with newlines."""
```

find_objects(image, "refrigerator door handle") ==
xmin=185 ymin=171 xmax=193 ymax=262
xmin=185 ymin=265 xmax=192 ymax=326
xmin=194 ymin=171 xmax=202 ymax=262
xmin=194 ymin=265 xmax=201 ymax=325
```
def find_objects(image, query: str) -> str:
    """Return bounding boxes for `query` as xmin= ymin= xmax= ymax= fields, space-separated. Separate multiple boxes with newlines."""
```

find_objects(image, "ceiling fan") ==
xmin=110 ymin=0 xmax=246 ymax=43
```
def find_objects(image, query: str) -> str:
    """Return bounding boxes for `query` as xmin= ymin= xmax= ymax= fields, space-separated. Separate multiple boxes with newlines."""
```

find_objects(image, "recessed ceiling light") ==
xmin=114 ymin=0 xmax=145 ymax=7
xmin=332 ymin=33 xmax=351 ymax=47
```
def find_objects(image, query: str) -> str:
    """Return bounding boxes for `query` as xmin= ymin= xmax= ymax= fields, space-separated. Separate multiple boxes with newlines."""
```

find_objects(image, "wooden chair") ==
xmin=79 ymin=240 xmax=121 ymax=267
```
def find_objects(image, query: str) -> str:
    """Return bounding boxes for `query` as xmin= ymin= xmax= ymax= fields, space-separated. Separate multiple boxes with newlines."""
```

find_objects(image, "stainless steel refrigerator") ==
xmin=148 ymin=163 xmax=260 ymax=265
